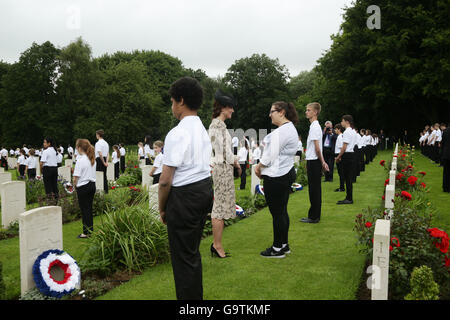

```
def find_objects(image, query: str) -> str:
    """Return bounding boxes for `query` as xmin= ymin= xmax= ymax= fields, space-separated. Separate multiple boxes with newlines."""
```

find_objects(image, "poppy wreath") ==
xmin=63 ymin=182 xmax=74 ymax=194
xmin=255 ymin=184 xmax=264 ymax=196
xmin=32 ymin=249 xmax=81 ymax=298
xmin=291 ymin=183 xmax=303 ymax=192
xmin=236 ymin=205 xmax=245 ymax=217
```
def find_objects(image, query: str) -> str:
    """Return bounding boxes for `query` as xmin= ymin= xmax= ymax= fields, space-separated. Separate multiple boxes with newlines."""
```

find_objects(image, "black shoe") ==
xmin=281 ymin=244 xmax=291 ymax=254
xmin=211 ymin=243 xmax=230 ymax=258
xmin=260 ymin=247 xmax=286 ymax=258
xmin=334 ymin=188 xmax=345 ymax=192
xmin=337 ymin=199 xmax=353 ymax=205
xmin=300 ymin=217 xmax=320 ymax=224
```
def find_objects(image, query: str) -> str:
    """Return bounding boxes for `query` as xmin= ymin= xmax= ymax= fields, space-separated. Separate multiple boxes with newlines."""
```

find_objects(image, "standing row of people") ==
xmin=419 ymin=123 xmax=447 ymax=166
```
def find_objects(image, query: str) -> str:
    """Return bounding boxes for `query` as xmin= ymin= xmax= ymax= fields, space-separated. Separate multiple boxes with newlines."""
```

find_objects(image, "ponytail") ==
xmin=76 ymin=139 xmax=96 ymax=165
xmin=272 ymin=101 xmax=299 ymax=125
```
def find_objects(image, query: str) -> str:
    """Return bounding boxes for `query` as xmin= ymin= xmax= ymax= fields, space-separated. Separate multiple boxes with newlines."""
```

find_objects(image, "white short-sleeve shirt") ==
xmin=342 ymin=127 xmax=356 ymax=153
xmin=95 ymin=139 xmax=109 ymax=159
xmin=26 ymin=156 xmax=36 ymax=169
xmin=163 ymin=116 xmax=212 ymax=187
xmin=120 ymin=147 xmax=126 ymax=156
xmin=305 ymin=120 xmax=323 ymax=160
xmin=138 ymin=147 xmax=144 ymax=158
xmin=153 ymin=153 xmax=163 ymax=175
xmin=1 ymin=149 xmax=7 ymax=157
xmin=253 ymin=147 xmax=261 ymax=160
xmin=40 ymin=147 xmax=58 ymax=167
xmin=18 ymin=155 xmax=26 ymax=165
xmin=112 ymin=151 xmax=120 ymax=164
xmin=260 ymin=122 xmax=298 ymax=177
xmin=237 ymin=147 xmax=248 ymax=163
xmin=73 ymin=154 xmax=96 ymax=188
xmin=56 ymin=153 xmax=63 ymax=164
xmin=144 ymin=144 xmax=152 ymax=159
xmin=232 ymin=137 xmax=239 ymax=148
xmin=335 ymin=134 xmax=344 ymax=154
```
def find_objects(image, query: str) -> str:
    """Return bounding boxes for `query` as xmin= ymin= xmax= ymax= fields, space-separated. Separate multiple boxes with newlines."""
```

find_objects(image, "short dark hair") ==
xmin=334 ymin=123 xmax=343 ymax=132
xmin=342 ymin=115 xmax=354 ymax=126
xmin=96 ymin=130 xmax=104 ymax=138
xmin=169 ymin=77 xmax=203 ymax=110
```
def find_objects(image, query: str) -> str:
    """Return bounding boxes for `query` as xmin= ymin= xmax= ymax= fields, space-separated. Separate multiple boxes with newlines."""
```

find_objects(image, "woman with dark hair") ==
xmin=208 ymin=89 xmax=241 ymax=258
xmin=254 ymin=101 xmax=298 ymax=258
xmin=112 ymin=145 xmax=120 ymax=180
xmin=17 ymin=149 xmax=27 ymax=179
xmin=73 ymin=139 xmax=97 ymax=238
xmin=40 ymin=137 xmax=59 ymax=201
xmin=144 ymin=135 xmax=154 ymax=165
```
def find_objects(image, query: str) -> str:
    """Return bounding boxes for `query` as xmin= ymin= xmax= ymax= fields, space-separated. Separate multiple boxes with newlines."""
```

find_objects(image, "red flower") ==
xmin=407 ymin=176 xmax=418 ymax=186
xmin=402 ymin=154 xmax=406 ymax=158
xmin=396 ymin=173 xmax=404 ymax=181
xmin=419 ymin=171 xmax=426 ymax=176
xmin=382 ymin=195 xmax=385 ymax=200
xmin=393 ymin=155 xmax=398 ymax=158
xmin=111 ymin=186 xmax=116 ymax=190
xmin=401 ymin=169 xmax=406 ymax=173
xmin=421 ymin=182 xmax=426 ymax=188
xmin=384 ymin=179 xmax=390 ymax=186
xmin=391 ymin=237 xmax=400 ymax=248
xmin=427 ymin=228 xmax=449 ymax=254
xmin=445 ymin=256 xmax=450 ymax=268
xmin=407 ymin=165 xmax=413 ymax=170
xmin=389 ymin=245 xmax=393 ymax=251
xmin=380 ymin=160 xmax=385 ymax=166
xmin=401 ymin=191 xmax=412 ymax=201
xmin=134 ymin=165 xmax=138 ymax=168
xmin=365 ymin=222 xmax=372 ymax=228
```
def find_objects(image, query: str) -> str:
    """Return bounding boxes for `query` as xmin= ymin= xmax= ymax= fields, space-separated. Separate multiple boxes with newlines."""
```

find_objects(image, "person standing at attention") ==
xmin=112 ymin=145 xmax=121 ymax=180
xmin=300 ymin=102 xmax=329 ymax=224
xmin=95 ymin=129 xmax=109 ymax=194
xmin=119 ymin=144 xmax=126 ymax=174
xmin=40 ymin=138 xmax=59 ymax=201
xmin=149 ymin=140 xmax=164 ymax=185
xmin=158 ymin=77 xmax=213 ymax=300
xmin=208 ymin=89 xmax=241 ymax=259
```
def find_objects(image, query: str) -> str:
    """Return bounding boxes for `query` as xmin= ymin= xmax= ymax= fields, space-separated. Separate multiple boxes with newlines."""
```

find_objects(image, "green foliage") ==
xmin=404 ymin=266 xmax=440 ymax=300
xmin=79 ymin=201 xmax=169 ymax=275
xmin=0 ymin=261 xmax=5 ymax=300
xmin=0 ymin=220 xmax=19 ymax=240
xmin=294 ymin=160 xmax=308 ymax=187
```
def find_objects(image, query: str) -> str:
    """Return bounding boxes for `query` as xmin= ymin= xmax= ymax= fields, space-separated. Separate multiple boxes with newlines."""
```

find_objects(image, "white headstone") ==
xmin=389 ymin=170 xmax=396 ymax=186
xmin=106 ymin=162 xmax=114 ymax=181
xmin=1 ymin=181 xmax=26 ymax=229
xmin=294 ymin=156 xmax=300 ymax=166
xmin=141 ymin=165 xmax=153 ymax=191
xmin=149 ymin=183 xmax=159 ymax=213
xmin=64 ymin=159 xmax=73 ymax=167
xmin=35 ymin=157 xmax=41 ymax=177
xmin=0 ymin=172 xmax=12 ymax=195
xmin=139 ymin=159 xmax=146 ymax=168
xmin=95 ymin=171 xmax=104 ymax=192
xmin=7 ymin=157 xmax=17 ymax=170
xmin=385 ymin=185 xmax=395 ymax=209
xmin=250 ymin=165 xmax=260 ymax=196
xmin=371 ymin=219 xmax=390 ymax=300
xmin=391 ymin=159 xmax=397 ymax=171
xmin=57 ymin=166 xmax=71 ymax=183
xmin=249 ymin=149 xmax=253 ymax=165
xmin=0 ymin=167 xmax=3 ymax=173
xmin=19 ymin=206 xmax=63 ymax=296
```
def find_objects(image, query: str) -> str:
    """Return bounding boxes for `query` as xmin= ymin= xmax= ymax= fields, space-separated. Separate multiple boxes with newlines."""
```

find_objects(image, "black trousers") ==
xmin=28 ymin=168 xmax=36 ymax=180
xmin=364 ymin=147 xmax=370 ymax=165
xmin=354 ymin=147 xmax=360 ymax=179
xmin=96 ymin=157 xmax=108 ymax=194
xmin=335 ymin=153 xmax=345 ymax=190
xmin=263 ymin=167 xmax=296 ymax=248
xmin=443 ymin=159 xmax=450 ymax=193
xmin=342 ymin=153 xmax=355 ymax=201
xmin=76 ymin=181 xmax=96 ymax=235
xmin=240 ymin=163 xmax=247 ymax=189
xmin=166 ymin=177 xmax=213 ymax=300
xmin=359 ymin=147 xmax=366 ymax=172
xmin=152 ymin=173 xmax=161 ymax=184
xmin=1 ymin=157 xmax=8 ymax=171
xmin=120 ymin=155 xmax=125 ymax=173
xmin=19 ymin=164 xmax=26 ymax=178
xmin=146 ymin=158 xmax=152 ymax=165
xmin=306 ymin=159 xmax=322 ymax=221
xmin=43 ymin=166 xmax=59 ymax=199
xmin=323 ymin=147 xmax=335 ymax=181
xmin=114 ymin=162 xmax=120 ymax=180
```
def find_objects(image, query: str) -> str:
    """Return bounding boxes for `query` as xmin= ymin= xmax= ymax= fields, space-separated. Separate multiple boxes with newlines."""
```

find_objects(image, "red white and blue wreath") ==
xmin=63 ymin=181 xmax=74 ymax=194
xmin=32 ymin=249 xmax=81 ymax=298
xmin=291 ymin=183 xmax=303 ymax=192
xmin=255 ymin=184 xmax=265 ymax=196
xmin=236 ymin=204 xmax=245 ymax=217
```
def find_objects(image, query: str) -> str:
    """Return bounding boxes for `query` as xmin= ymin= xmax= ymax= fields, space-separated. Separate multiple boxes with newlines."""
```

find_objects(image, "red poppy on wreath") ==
xmin=380 ymin=160 xmax=385 ymax=166
xmin=419 ymin=171 xmax=426 ymax=176
xmin=391 ymin=237 xmax=400 ymax=248
xmin=421 ymin=182 xmax=426 ymax=188
xmin=396 ymin=173 xmax=404 ymax=181
xmin=401 ymin=191 xmax=412 ymax=201
xmin=365 ymin=222 xmax=372 ymax=228
xmin=407 ymin=176 xmax=418 ymax=186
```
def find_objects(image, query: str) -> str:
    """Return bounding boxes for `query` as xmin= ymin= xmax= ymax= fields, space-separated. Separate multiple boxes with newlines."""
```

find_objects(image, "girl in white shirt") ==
xmin=254 ymin=101 xmax=298 ymax=258
xmin=149 ymin=141 xmax=164 ymax=184
xmin=73 ymin=139 xmax=97 ymax=238
xmin=237 ymin=140 xmax=249 ymax=190
xmin=334 ymin=124 xmax=345 ymax=192
xmin=17 ymin=149 xmax=27 ymax=179
xmin=112 ymin=145 xmax=121 ymax=180
xmin=56 ymin=150 xmax=63 ymax=168
xmin=144 ymin=136 xmax=154 ymax=165
xmin=252 ymin=143 xmax=261 ymax=164
xmin=25 ymin=149 xmax=37 ymax=180
xmin=40 ymin=138 xmax=59 ymax=200
xmin=138 ymin=142 xmax=145 ymax=161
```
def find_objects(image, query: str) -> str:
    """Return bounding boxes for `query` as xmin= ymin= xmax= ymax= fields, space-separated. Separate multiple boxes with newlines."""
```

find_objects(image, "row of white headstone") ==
xmin=371 ymin=143 xmax=398 ymax=300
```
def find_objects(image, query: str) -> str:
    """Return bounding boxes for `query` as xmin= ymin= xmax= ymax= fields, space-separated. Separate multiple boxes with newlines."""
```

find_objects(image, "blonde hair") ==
xmin=307 ymin=102 xmax=321 ymax=115
xmin=76 ymin=139 xmax=95 ymax=165
xmin=153 ymin=140 xmax=164 ymax=148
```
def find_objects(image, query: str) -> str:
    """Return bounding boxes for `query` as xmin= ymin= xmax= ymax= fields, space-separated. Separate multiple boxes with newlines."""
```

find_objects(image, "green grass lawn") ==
xmin=97 ymin=152 xmax=390 ymax=300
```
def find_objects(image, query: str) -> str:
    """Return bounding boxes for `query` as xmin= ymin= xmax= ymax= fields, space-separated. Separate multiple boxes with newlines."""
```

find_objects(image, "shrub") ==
xmin=294 ymin=161 xmax=308 ymax=186
xmin=116 ymin=174 xmax=139 ymax=187
xmin=26 ymin=179 xmax=46 ymax=204
xmin=404 ymin=266 xmax=440 ymax=300
xmin=0 ymin=220 xmax=19 ymax=240
xmin=79 ymin=201 xmax=169 ymax=275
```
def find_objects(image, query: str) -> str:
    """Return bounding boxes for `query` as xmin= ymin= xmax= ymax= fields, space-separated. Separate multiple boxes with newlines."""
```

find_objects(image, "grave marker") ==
xmin=1 ymin=181 xmax=26 ymax=229
xmin=250 ymin=165 xmax=260 ymax=196
xmin=95 ymin=171 xmax=104 ymax=192
xmin=149 ymin=183 xmax=159 ymax=213
xmin=371 ymin=219 xmax=390 ymax=300
xmin=57 ymin=166 xmax=71 ymax=183
xmin=141 ymin=165 xmax=153 ymax=191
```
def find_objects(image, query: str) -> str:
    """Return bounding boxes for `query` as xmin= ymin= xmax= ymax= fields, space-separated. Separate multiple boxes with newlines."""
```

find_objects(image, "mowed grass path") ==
xmin=98 ymin=151 xmax=390 ymax=300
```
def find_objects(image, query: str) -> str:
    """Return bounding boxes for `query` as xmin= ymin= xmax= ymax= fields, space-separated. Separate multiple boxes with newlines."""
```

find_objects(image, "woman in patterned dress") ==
xmin=209 ymin=89 xmax=241 ymax=258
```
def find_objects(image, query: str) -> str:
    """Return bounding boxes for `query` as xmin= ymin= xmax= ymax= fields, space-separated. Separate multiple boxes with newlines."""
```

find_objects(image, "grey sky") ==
xmin=0 ymin=0 xmax=354 ymax=78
